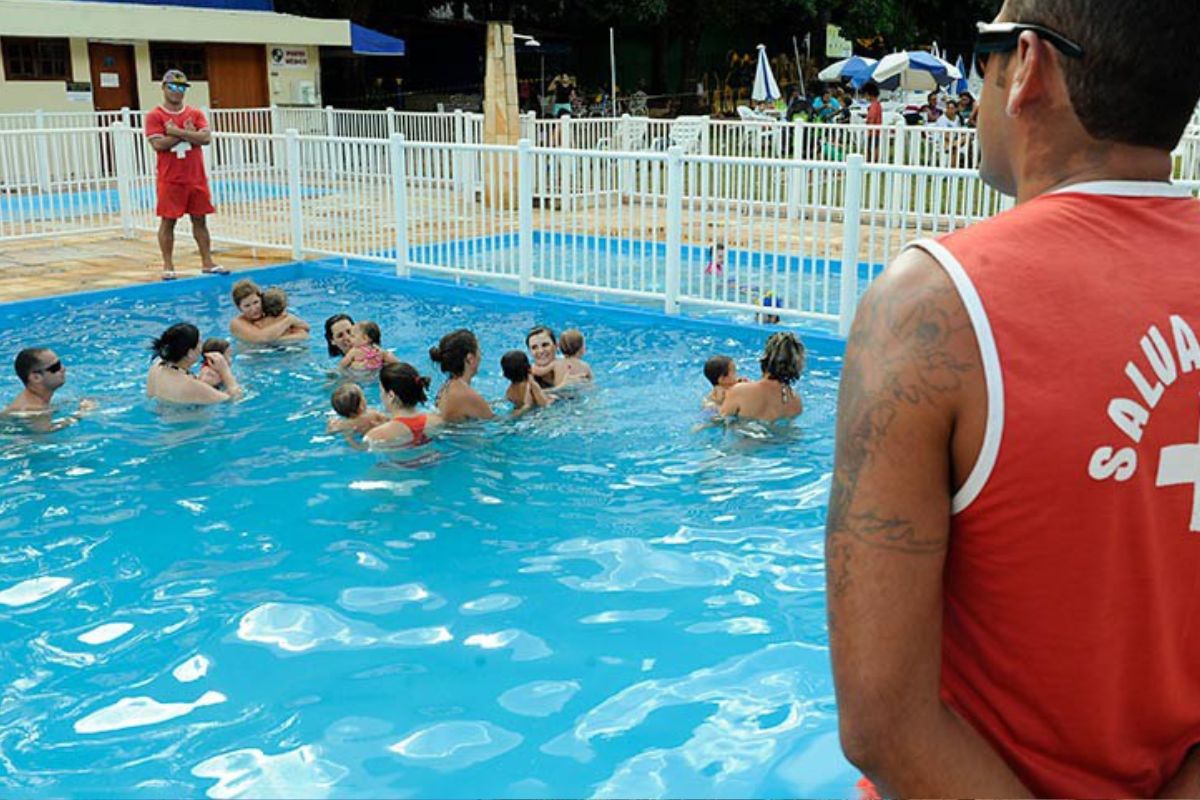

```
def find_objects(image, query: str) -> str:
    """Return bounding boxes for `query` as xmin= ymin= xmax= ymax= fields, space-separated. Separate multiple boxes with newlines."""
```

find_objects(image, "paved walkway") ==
xmin=0 ymin=233 xmax=293 ymax=303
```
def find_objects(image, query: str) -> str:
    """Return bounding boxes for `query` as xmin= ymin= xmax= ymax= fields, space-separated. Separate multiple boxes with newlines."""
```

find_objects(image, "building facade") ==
xmin=0 ymin=0 xmax=370 ymax=113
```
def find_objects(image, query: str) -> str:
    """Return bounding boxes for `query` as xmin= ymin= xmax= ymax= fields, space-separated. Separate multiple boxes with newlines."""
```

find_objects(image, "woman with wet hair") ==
xmin=146 ymin=322 xmax=242 ymax=404
xmin=228 ymin=279 xmax=309 ymax=344
xmin=525 ymin=325 xmax=564 ymax=389
xmin=365 ymin=363 xmax=444 ymax=446
xmin=429 ymin=329 xmax=494 ymax=422
xmin=719 ymin=331 xmax=805 ymax=421
xmin=324 ymin=314 xmax=357 ymax=359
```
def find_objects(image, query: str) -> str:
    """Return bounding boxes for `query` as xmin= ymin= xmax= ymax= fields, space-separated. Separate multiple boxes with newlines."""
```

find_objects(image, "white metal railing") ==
xmin=0 ymin=126 xmax=125 ymax=240
xmin=9 ymin=123 xmax=1200 ymax=336
xmin=5 ymin=105 xmax=1199 ymax=180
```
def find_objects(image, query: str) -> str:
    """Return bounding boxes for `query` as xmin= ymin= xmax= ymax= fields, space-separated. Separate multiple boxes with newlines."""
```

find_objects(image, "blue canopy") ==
xmin=350 ymin=23 xmax=405 ymax=56
xmin=954 ymin=55 xmax=969 ymax=95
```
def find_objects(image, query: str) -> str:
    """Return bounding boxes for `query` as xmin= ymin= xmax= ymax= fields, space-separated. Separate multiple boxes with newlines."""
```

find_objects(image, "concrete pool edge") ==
xmin=0 ymin=258 xmax=848 ymax=357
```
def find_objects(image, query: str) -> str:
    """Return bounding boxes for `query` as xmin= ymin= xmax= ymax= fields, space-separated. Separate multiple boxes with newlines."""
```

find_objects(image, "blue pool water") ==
xmin=0 ymin=266 xmax=852 ymax=798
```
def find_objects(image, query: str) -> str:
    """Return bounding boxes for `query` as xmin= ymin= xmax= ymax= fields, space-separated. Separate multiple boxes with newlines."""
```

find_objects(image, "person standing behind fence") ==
xmin=144 ymin=69 xmax=227 ymax=281
xmin=827 ymin=0 xmax=1200 ymax=796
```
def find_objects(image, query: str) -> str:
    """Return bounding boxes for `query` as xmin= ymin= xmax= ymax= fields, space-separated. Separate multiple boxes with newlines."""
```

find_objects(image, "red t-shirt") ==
xmin=913 ymin=182 xmax=1200 ymax=796
xmin=144 ymin=105 xmax=209 ymax=185
xmin=866 ymin=100 xmax=883 ymax=126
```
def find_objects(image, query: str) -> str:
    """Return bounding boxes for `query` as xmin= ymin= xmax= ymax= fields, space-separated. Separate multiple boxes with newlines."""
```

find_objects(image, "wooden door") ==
xmin=88 ymin=43 xmax=139 ymax=111
xmin=207 ymin=44 xmax=268 ymax=109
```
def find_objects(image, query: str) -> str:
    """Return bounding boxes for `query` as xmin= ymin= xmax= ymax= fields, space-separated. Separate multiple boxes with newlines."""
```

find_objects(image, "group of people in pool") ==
xmin=8 ymin=277 xmax=808 ymax=441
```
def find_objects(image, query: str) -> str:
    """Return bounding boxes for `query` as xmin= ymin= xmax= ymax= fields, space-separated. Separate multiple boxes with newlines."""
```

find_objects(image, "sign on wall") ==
xmin=66 ymin=81 xmax=93 ymax=103
xmin=826 ymin=25 xmax=853 ymax=58
xmin=270 ymin=47 xmax=309 ymax=69
xmin=99 ymin=72 xmax=121 ymax=88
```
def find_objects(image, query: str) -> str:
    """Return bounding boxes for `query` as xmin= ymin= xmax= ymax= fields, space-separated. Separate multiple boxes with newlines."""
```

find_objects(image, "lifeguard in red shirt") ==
xmin=144 ymin=69 xmax=227 ymax=280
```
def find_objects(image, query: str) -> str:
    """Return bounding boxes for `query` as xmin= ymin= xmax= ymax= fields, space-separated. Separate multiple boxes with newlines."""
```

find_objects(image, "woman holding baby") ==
xmin=229 ymin=279 xmax=310 ymax=344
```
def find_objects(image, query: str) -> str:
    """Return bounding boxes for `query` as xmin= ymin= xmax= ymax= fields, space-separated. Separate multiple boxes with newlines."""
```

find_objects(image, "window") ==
xmin=150 ymin=43 xmax=207 ymax=81
xmin=2 ymin=37 xmax=70 ymax=81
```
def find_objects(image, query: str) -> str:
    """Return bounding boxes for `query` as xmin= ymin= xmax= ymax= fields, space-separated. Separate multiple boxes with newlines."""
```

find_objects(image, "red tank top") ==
xmin=912 ymin=181 xmax=1200 ymax=796
xmin=395 ymin=414 xmax=428 ymax=444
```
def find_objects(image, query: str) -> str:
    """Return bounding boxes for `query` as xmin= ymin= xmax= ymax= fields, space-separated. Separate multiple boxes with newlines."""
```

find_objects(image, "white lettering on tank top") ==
xmin=1089 ymin=316 xmax=1200 ymax=526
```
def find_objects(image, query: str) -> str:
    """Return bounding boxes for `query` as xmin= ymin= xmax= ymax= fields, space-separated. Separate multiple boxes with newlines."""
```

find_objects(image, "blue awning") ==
xmin=350 ymin=23 xmax=405 ymax=56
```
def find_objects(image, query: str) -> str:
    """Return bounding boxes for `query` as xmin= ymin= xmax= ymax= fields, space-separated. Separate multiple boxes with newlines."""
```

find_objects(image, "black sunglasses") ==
xmin=974 ymin=21 xmax=1085 ymax=78
xmin=37 ymin=360 xmax=63 ymax=374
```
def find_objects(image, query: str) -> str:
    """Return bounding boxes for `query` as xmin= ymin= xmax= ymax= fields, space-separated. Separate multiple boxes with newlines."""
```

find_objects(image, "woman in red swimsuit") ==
xmin=364 ymin=363 xmax=443 ymax=447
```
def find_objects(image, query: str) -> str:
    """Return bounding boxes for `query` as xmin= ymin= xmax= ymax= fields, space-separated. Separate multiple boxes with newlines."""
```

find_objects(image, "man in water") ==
xmin=4 ymin=348 xmax=94 ymax=429
xmin=826 ymin=0 xmax=1200 ymax=795
xmin=144 ymin=69 xmax=227 ymax=280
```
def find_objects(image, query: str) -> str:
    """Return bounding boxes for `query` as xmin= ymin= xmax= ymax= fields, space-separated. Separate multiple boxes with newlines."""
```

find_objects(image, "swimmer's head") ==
xmin=500 ymin=350 xmax=531 ymax=383
xmin=151 ymin=322 xmax=201 ymax=364
xmin=231 ymin=279 xmax=263 ymax=320
xmin=202 ymin=338 xmax=232 ymax=366
xmin=261 ymin=287 xmax=287 ymax=318
xmin=324 ymin=314 xmax=355 ymax=357
xmin=331 ymin=383 xmax=366 ymax=418
xmin=13 ymin=347 xmax=61 ymax=389
xmin=380 ymin=362 xmax=432 ymax=408
xmin=559 ymin=329 xmax=585 ymax=358
xmin=525 ymin=325 xmax=557 ymax=367
xmin=202 ymin=338 xmax=231 ymax=356
xmin=760 ymin=332 xmax=805 ymax=386
xmin=429 ymin=329 xmax=480 ymax=378
xmin=704 ymin=355 xmax=736 ymax=387
xmin=356 ymin=321 xmax=382 ymax=346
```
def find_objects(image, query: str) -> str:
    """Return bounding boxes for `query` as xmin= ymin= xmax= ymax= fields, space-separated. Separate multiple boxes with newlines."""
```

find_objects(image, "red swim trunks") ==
xmin=156 ymin=181 xmax=215 ymax=220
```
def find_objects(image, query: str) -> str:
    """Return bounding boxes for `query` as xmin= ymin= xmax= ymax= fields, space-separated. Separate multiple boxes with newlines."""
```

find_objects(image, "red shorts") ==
xmin=156 ymin=181 xmax=215 ymax=220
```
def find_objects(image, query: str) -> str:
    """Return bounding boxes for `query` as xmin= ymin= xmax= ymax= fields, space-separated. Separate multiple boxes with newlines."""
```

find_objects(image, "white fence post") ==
xmin=389 ymin=133 xmax=410 ymax=277
xmin=120 ymin=106 xmax=131 ymax=128
xmin=520 ymin=110 xmax=535 ymax=142
xmin=269 ymin=104 xmax=280 ymax=135
xmin=34 ymin=109 xmax=51 ymax=193
xmin=385 ymin=106 xmax=396 ymax=137
xmin=112 ymin=122 xmax=135 ymax=238
xmin=324 ymin=105 xmax=335 ymax=136
xmin=285 ymin=128 xmax=303 ymax=260
xmin=559 ymin=114 xmax=574 ymax=212
xmin=664 ymin=145 xmax=683 ymax=315
xmin=518 ymin=138 xmax=534 ymax=295
xmin=787 ymin=119 xmax=805 ymax=219
xmin=839 ymin=154 xmax=865 ymax=337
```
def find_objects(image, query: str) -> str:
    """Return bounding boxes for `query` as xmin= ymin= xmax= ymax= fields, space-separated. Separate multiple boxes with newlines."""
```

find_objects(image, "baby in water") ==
xmin=198 ymin=338 xmax=233 ymax=389
xmin=702 ymin=355 xmax=746 ymax=409
xmin=501 ymin=351 xmax=554 ymax=413
xmin=340 ymin=321 xmax=391 ymax=371
xmin=558 ymin=329 xmax=593 ymax=384
xmin=327 ymin=383 xmax=388 ymax=436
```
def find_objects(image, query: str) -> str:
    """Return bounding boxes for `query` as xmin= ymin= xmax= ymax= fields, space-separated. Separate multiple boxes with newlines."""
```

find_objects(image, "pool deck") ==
xmin=0 ymin=233 xmax=293 ymax=302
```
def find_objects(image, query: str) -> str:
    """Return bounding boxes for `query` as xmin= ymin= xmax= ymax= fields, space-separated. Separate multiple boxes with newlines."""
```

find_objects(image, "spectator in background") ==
xmin=934 ymin=100 xmax=963 ymax=128
xmin=921 ymin=90 xmax=943 ymax=124
xmin=785 ymin=87 xmax=810 ymax=122
xmin=864 ymin=82 xmax=884 ymax=160
xmin=813 ymin=87 xmax=842 ymax=121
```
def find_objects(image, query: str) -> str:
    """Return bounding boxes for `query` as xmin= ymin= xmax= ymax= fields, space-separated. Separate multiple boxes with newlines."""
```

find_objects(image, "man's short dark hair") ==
xmin=863 ymin=82 xmax=880 ymax=99
xmin=1007 ymin=0 xmax=1200 ymax=149
xmin=14 ymin=348 xmax=50 ymax=385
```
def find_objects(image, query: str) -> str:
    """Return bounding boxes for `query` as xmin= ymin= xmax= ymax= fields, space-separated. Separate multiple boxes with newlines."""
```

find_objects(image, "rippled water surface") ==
xmin=0 ymin=273 xmax=851 ymax=798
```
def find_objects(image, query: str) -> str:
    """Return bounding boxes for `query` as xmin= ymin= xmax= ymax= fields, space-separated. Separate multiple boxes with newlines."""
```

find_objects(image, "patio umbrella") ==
xmin=870 ymin=50 xmax=961 ymax=93
xmin=817 ymin=56 xmax=879 ymax=88
xmin=751 ymin=44 xmax=782 ymax=102
xmin=953 ymin=55 xmax=970 ymax=95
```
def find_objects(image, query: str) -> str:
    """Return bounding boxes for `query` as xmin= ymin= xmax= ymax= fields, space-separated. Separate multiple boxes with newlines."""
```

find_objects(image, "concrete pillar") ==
xmin=483 ymin=20 xmax=520 ymax=207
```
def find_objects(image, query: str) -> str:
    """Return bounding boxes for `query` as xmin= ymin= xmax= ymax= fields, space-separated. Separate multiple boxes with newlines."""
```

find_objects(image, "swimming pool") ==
xmin=0 ymin=264 xmax=853 ymax=798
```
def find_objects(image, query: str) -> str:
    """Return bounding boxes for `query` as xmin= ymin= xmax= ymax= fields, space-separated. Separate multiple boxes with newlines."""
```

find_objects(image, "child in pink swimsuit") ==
xmin=339 ymin=321 xmax=391 ymax=371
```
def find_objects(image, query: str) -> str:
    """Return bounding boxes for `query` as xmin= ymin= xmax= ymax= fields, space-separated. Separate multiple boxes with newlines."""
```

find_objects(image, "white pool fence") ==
xmin=2 ymin=119 xmax=1199 ymax=336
